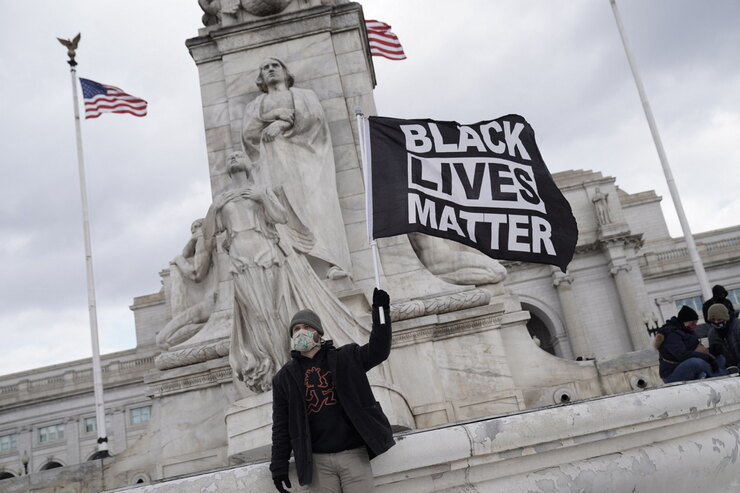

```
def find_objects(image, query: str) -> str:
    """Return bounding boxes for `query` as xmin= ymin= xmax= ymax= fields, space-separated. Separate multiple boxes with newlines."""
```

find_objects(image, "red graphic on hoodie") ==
xmin=304 ymin=366 xmax=337 ymax=414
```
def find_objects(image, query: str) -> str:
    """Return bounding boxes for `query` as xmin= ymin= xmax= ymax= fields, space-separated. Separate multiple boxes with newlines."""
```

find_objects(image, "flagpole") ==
xmin=59 ymin=34 xmax=110 ymax=459
xmin=355 ymin=109 xmax=385 ymax=323
xmin=608 ymin=0 xmax=712 ymax=301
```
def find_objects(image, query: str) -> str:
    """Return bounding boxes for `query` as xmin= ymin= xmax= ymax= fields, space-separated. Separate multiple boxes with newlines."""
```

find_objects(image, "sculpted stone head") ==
xmin=226 ymin=151 xmax=252 ymax=183
xmin=255 ymin=57 xmax=295 ymax=93
xmin=190 ymin=218 xmax=204 ymax=234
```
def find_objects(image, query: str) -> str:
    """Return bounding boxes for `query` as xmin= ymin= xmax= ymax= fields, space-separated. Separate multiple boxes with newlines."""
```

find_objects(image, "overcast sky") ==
xmin=1 ymin=0 xmax=738 ymax=376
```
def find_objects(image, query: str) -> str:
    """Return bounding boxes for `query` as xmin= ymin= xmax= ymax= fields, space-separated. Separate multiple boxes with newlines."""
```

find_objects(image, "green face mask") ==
xmin=291 ymin=328 xmax=319 ymax=352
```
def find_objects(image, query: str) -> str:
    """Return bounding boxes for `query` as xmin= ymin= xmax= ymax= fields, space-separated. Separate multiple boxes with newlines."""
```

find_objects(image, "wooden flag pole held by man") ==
xmin=356 ymin=109 xmax=385 ymax=324
xmin=57 ymin=33 xmax=110 ymax=459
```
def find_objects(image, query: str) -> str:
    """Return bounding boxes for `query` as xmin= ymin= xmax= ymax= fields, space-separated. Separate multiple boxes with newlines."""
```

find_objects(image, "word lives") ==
xmin=402 ymin=122 xmax=555 ymax=256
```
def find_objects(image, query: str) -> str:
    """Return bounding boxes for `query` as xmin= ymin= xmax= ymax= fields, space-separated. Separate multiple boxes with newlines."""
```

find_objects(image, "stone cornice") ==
xmin=598 ymin=233 xmax=644 ymax=251
xmin=147 ymin=364 xmax=233 ymax=398
xmin=501 ymin=234 xmax=643 ymax=272
xmin=390 ymin=289 xmax=491 ymax=322
xmin=0 ymin=353 xmax=156 ymax=410
xmin=392 ymin=312 xmax=503 ymax=348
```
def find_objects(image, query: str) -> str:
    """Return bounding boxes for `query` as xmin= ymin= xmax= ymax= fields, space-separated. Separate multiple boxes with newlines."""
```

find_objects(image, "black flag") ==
xmin=367 ymin=115 xmax=578 ymax=272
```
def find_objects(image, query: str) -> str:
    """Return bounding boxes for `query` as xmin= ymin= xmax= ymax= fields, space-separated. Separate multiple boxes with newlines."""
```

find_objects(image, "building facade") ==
xmin=2 ymin=169 xmax=739 ymax=488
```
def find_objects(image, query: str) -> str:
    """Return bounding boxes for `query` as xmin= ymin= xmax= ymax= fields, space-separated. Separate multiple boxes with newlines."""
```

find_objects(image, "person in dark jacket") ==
xmin=655 ymin=305 xmax=725 ymax=383
xmin=271 ymin=288 xmax=394 ymax=492
xmin=702 ymin=284 xmax=735 ymax=321
xmin=707 ymin=303 xmax=740 ymax=370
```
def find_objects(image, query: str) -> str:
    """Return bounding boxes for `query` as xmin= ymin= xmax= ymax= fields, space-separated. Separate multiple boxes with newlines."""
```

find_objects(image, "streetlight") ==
xmin=21 ymin=451 xmax=29 ymax=475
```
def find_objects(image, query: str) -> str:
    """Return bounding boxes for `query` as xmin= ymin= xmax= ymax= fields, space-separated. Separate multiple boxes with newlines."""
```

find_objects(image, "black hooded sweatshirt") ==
xmin=270 ymin=307 xmax=395 ymax=486
xmin=702 ymin=284 xmax=735 ymax=321
xmin=656 ymin=316 xmax=713 ymax=379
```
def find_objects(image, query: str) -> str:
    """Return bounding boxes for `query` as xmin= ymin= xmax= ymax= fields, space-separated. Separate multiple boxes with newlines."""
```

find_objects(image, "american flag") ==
xmin=365 ymin=20 xmax=406 ymax=61
xmin=79 ymin=78 xmax=148 ymax=119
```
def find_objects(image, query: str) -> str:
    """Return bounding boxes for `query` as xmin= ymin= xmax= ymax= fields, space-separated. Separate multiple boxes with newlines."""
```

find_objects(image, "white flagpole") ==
xmin=60 ymin=35 xmax=110 ymax=458
xmin=355 ymin=109 xmax=385 ymax=323
xmin=609 ymin=0 xmax=712 ymax=301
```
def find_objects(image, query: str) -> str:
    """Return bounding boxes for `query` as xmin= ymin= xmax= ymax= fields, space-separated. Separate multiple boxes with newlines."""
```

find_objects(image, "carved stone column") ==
xmin=64 ymin=416 xmax=80 ymax=464
xmin=609 ymin=262 xmax=650 ymax=350
xmin=551 ymin=270 xmax=588 ymax=359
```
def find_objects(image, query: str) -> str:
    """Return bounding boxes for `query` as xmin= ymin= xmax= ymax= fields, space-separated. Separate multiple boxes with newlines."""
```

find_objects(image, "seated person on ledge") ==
xmin=655 ymin=305 xmax=726 ymax=384
xmin=707 ymin=303 xmax=740 ymax=373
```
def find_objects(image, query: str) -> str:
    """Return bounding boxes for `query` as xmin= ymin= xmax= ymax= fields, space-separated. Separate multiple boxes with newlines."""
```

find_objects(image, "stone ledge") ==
xmin=103 ymin=377 xmax=740 ymax=492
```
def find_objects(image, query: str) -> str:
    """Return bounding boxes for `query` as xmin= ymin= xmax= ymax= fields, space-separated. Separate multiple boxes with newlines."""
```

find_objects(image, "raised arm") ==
xmin=360 ymin=288 xmax=392 ymax=371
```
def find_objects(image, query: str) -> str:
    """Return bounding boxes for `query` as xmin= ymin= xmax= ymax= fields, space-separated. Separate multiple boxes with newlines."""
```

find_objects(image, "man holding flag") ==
xmin=270 ymin=289 xmax=394 ymax=493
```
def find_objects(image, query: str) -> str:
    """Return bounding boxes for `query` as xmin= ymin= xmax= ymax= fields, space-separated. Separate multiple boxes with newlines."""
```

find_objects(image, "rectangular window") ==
xmin=727 ymin=288 xmax=740 ymax=306
xmin=675 ymin=295 xmax=703 ymax=316
xmin=129 ymin=405 xmax=152 ymax=425
xmin=0 ymin=433 xmax=17 ymax=452
xmin=38 ymin=424 xmax=64 ymax=443
xmin=83 ymin=415 xmax=111 ymax=434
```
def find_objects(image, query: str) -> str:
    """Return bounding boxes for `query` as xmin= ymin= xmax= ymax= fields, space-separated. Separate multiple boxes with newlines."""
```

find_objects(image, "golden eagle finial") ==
xmin=57 ymin=33 xmax=81 ymax=66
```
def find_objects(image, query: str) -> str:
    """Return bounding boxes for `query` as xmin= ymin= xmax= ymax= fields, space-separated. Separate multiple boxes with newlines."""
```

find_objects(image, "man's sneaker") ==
xmin=727 ymin=366 xmax=739 ymax=375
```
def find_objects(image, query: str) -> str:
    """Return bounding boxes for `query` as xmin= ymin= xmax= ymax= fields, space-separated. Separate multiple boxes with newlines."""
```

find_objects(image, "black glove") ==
xmin=372 ymin=288 xmax=390 ymax=325
xmin=273 ymin=476 xmax=291 ymax=493
xmin=373 ymin=288 xmax=390 ymax=309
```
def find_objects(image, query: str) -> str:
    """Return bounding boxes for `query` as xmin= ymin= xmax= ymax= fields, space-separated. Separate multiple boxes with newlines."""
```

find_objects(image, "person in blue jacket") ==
xmin=655 ymin=305 xmax=725 ymax=383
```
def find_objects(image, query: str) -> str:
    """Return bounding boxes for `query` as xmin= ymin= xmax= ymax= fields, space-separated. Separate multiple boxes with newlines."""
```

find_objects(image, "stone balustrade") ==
xmin=0 ymin=352 xmax=156 ymax=408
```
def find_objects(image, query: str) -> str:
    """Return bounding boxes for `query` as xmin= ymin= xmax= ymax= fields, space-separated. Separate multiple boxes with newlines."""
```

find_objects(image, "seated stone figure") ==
xmin=409 ymin=233 xmax=507 ymax=286
xmin=157 ymin=218 xmax=217 ymax=350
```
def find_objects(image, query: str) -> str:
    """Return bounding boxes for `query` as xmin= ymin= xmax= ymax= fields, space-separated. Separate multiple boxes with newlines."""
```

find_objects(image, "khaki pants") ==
xmin=308 ymin=447 xmax=375 ymax=493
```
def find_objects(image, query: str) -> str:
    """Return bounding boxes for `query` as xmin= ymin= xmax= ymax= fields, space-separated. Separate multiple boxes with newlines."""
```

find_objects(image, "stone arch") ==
xmin=39 ymin=460 xmax=64 ymax=471
xmin=518 ymin=297 xmax=571 ymax=358
xmin=0 ymin=471 xmax=16 ymax=480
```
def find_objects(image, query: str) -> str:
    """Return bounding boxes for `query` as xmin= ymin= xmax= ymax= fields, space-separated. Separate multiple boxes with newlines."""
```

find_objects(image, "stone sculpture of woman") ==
xmin=241 ymin=57 xmax=351 ymax=279
xmin=592 ymin=187 xmax=612 ymax=225
xmin=204 ymin=152 xmax=367 ymax=393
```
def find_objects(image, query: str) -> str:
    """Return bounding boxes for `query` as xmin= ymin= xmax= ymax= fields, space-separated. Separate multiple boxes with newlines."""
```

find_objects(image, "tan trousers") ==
xmin=308 ymin=447 xmax=375 ymax=493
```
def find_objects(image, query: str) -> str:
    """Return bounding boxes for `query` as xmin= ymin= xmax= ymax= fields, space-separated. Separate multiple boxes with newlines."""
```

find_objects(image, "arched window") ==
xmin=40 ymin=461 xmax=63 ymax=470
xmin=526 ymin=312 xmax=556 ymax=356
xmin=0 ymin=471 xmax=15 ymax=480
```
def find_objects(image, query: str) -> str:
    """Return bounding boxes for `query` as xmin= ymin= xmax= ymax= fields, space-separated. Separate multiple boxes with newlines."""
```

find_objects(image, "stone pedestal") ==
xmin=142 ymin=358 xmax=237 ymax=478
xmin=154 ymin=0 xmax=623 ymax=471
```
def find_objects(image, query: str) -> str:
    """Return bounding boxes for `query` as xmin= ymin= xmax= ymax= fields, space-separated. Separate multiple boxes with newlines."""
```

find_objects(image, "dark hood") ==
xmin=713 ymin=285 xmax=728 ymax=298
